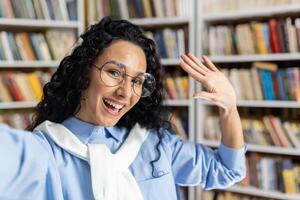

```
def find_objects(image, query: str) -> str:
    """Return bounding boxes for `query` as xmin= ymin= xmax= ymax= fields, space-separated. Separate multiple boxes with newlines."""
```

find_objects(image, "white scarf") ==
xmin=34 ymin=120 xmax=149 ymax=200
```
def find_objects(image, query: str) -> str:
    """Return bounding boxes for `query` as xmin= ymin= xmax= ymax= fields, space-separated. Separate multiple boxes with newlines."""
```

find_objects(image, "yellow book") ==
xmin=27 ymin=72 xmax=43 ymax=100
xmin=282 ymin=160 xmax=297 ymax=193
xmin=142 ymin=0 xmax=152 ymax=17
xmin=180 ymin=76 xmax=189 ymax=99
xmin=251 ymin=22 xmax=268 ymax=54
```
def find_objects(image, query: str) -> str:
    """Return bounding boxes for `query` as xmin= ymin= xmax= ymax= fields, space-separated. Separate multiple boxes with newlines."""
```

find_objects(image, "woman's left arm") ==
xmin=180 ymin=53 xmax=244 ymax=148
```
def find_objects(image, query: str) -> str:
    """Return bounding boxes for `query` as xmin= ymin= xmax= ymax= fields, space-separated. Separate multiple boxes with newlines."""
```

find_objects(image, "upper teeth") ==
xmin=104 ymin=99 xmax=124 ymax=109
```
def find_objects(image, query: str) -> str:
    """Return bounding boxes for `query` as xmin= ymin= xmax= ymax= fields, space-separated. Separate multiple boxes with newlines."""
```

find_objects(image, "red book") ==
xmin=5 ymin=72 xmax=24 ymax=101
xmin=268 ymin=19 xmax=281 ymax=53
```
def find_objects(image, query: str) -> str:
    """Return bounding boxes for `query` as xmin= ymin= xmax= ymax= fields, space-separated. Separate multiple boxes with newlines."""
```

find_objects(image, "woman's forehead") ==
xmin=96 ymin=41 xmax=147 ymax=73
xmin=102 ymin=60 xmax=146 ymax=75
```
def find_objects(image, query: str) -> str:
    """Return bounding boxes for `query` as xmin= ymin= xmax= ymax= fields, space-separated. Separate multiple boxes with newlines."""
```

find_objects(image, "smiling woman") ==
xmin=0 ymin=17 xmax=247 ymax=200
xmin=75 ymin=40 xmax=149 ymax=126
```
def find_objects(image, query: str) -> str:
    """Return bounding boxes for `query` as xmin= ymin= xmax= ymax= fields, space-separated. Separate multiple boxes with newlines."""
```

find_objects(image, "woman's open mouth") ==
xmin=102 ymin=98 xmax=125 ymax=116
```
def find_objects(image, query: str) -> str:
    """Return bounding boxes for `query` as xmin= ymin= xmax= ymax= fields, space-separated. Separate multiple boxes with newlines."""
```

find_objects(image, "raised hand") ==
xmin=180 ymin=53 xmax=237 ymax=112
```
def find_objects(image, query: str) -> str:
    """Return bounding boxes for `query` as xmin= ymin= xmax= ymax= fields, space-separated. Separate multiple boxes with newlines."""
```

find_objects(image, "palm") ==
xmin=179 ymin=53 xmax=237 ymax=110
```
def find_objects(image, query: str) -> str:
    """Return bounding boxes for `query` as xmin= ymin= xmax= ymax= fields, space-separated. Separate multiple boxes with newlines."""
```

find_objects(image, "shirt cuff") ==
xmin=218 ymin=142 xmax=248 ymax=170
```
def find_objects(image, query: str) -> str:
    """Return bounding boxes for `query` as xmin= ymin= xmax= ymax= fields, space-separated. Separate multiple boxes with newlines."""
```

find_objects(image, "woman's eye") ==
xmin=108 ymin=70 xmax=121 ymax=77
xmin=133 ymin=79 xmax=143 ymax=86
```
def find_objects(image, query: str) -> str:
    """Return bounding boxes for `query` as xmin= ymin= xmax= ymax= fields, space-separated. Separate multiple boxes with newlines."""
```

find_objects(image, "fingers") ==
xmin=186 ymin=53 xmax=209 ymax=72
xmin=193 ymin=91 xmax=226 ymax=109
xmin=202 ymin=55 xmax=219 ymax=72
xmin=180 ymin=54 xmax=207 ymax=75
xmin=180 ymin=59 xmax=205 ymax=82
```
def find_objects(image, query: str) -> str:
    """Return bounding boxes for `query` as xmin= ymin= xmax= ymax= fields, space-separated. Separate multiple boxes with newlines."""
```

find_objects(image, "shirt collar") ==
xmin=62 ymin=117 xmax=128 ymax=143
xmin=105 ymin=126 xmax=128 ymax=142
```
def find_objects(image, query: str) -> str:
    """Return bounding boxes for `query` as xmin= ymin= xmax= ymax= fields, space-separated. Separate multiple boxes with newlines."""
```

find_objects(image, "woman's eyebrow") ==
xmin=109 ymin=60 xmax=145 ymax=75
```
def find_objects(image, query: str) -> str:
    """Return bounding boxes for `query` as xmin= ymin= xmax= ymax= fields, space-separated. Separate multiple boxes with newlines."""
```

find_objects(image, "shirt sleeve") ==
xmin=0 ymin=124 xmax=51 ymax=198
xmin=162 ymin=130 xmax=247 ymax=189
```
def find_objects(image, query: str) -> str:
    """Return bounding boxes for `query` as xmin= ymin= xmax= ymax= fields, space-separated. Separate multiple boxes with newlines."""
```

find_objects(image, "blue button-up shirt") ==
xmin=0 ymin=117 xmax=246 ymax=200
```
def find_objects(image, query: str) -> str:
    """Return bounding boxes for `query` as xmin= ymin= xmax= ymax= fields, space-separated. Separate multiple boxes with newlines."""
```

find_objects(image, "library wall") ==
xmin=197 ymin=0 xmax=300 ymax=200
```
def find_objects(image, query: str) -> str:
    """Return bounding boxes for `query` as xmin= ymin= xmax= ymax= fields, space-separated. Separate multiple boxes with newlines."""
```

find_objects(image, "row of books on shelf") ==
xmin=202 ymin=0 xmax=300 ymax=13
xmin=91 ymin=0 xmax=121 ymax=19
xmin=241 ymin=153 xmax=300 ymax=194
xmin=0 ymin=30 xmax=76 ymax=61
xmin=204 ymin=18 xmax=300 ymax=55
xmin=90 ymin=0 xmax=190 ymax=21
xmin=165 ymin=74 xmax=189 ymax=100
xmin=0 ymin=0 xmax=77 ymax=21
xmin=0 ymin=71 xmax=51 ymax=102
xmin=202 ymin=190 xmax=274 ymax=200
xmin=0 ymin=111 xmax=33 ymax=129
xmin=205 ymin=115 xmax=300 ymax=148
xmin=221 ymin=62 xmax=300 ymax=101
xmin=145 ymin=28 xmax=187 ymax=59
xmin=126 ymin=0 xmax=190 ymax=19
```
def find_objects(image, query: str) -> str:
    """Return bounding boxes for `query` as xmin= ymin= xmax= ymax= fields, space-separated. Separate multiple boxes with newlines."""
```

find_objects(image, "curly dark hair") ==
xmin=27 ymin=16 xmax=170 ymax=177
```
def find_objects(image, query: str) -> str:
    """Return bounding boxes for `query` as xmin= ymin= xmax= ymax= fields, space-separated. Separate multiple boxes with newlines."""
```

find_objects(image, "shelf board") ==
xmin=199 ymin=100 xmax=300 ymax=108
xmin=0 ymin=101 xmax=38 ymax=109
xmin=202 ymin=139 xmax=300 ymax=156
xmin=163 ymin=99 xmax=191 ymax=106
xmin=219 ymin=186 xmax=300 ymax=200
xmin=0 ymin=61 xmax=60 ymax=68
xmin=203 ymin=4 xmax=300 ymax=22
xmin=0 ymin=18 xmax=80 ymax=29
xmin=160 ymin=58 xmax=181 ymax=66
xmin=209 ymin=53 xmax=300 ymax=63
xmin=129 ymin=17 xmax=190 ymax=26
xmin=90 ymin=17 xmax=189 ymax=27
xmin=0 ymin=59 xmax=179 ymax=68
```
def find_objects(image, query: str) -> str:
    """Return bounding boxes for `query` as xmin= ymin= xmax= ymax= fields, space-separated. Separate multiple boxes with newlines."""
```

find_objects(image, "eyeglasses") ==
xmin=92 ymin=60 xmax=156 ymax=97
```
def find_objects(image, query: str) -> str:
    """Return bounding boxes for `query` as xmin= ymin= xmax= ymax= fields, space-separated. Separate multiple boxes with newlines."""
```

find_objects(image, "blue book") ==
xmin=276 ymin=69 xmax=288 ymax=100
xmin=260 ymin=69 xmax=275 ymax=100
xmin=262 ymin=23 xmax=272 ymax=53
xmin=154 ymin=31 xmax=167 ymax=58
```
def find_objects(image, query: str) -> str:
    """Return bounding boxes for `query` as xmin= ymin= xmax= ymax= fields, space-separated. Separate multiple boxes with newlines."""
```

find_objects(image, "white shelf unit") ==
xmin=87 ymin=1 xmax=197 ymax=200
xmin=129 ymin=17 xmax=190 ymax=27
xmin=0 ymin=61 xmax=61 ymax=68
xmin=203 ymin=139 xmax=300 ymax=157
xmin=209 ymin=53 xmax=300 ymax=63
xmin=202 ymin=4 xmax=300 ymax=22
xmin=0 ymin=18 xmax=81 ymax=30
xmin=0 ymin=101 xmax=38 ymax=109
xmin=196 ymin=1 xmax=300 ymax=200
xmin=0 ymin=0 xmax=84 ymax=110
xmin=163 ymin=99 xmax=192 ymax=107
xmin=218 ymin=186 xmax=300 ymax=200
xmin=199 ymin=100 xmax=300 ymax=108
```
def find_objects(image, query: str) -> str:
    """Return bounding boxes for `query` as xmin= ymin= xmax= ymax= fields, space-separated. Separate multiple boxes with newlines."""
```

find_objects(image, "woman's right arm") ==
xmin=0 ymin=124 xmax=50 ymax=198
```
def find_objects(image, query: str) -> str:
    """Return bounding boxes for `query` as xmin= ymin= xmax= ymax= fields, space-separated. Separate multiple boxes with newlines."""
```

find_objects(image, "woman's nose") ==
xmin=116 ymin=77 xmax=133 ymax=98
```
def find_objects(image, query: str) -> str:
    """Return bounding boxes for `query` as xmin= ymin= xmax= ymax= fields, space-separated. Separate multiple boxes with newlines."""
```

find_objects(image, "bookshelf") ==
xmin=0 ymin=0 xmax=84 ymax=129
xmin=87 ymin=0 xmax=196 ymax=200
xmin=200 ymin=100 xmax=300 ymax=108
xmin=196 ymin=0 xmax=300 ymax=200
